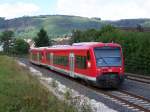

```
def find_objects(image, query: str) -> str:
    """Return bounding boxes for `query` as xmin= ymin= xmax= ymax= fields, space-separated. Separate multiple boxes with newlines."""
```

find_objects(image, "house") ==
xmin=0 ymin=45 xmax=3 ymax=51
xmin=24 ymin=39 xmax=35 ymax=48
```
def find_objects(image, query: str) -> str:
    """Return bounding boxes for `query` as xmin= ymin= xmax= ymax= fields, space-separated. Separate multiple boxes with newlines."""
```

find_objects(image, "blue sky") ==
xmin=0 ymin=0 xmax=150 ymax=20
xmin=0 ymin=0 xmax=57 ymax=12
xmin=0 ymin=0 xmax=57 ymax=18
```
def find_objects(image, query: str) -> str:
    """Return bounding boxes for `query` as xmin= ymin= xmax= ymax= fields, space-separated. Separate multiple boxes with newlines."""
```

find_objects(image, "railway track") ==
xmin=126 ymin=73 xmax=150 ymax=84
xmin=23 ymin=60 xmax=150 ymax=112
xmin=62 ymin=74 xmax=150 ymax=112
xmin=109 ymin=90 xmax=150 ymax=112
xmin=50 ymin=70 xmax=150 ymax=112
xmin=40 ymin=67 xmax=150 ymax=112
xmin=91 ymin=88 xmax=150 ymax=112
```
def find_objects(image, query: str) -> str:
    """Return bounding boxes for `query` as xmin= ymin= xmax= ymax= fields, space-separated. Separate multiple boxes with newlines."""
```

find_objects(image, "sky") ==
xmin=0 ymin=0 xmax=150 ymax=20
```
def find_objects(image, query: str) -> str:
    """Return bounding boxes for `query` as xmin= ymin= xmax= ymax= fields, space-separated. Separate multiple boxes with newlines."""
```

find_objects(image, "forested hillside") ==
xmin=0 ymin=15 xmax=150 ymax=38
xmin=0 ymin=15 xmax=103 ymax=38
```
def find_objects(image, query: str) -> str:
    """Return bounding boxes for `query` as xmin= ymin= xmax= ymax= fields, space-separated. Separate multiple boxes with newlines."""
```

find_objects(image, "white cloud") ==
xmin=0 ymin=2 xmax=40 ymax=19
xmin=56 ymin=0 xmax=150 ymax=20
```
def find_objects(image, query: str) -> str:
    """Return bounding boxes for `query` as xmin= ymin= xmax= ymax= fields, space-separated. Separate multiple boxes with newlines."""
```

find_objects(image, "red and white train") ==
xmin=30 ymin=42 xmax=125 ymax=88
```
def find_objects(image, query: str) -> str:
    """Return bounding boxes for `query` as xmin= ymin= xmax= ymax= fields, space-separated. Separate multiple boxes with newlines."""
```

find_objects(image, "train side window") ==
xmin=75 ymin=56 xmax=87 ymax=69
xmin=32 ymin=53 xmax=35 ymax=60
xmin=87 ymin=51 xmax=90 ymax=61
xmin=53 ymin=55 xmax=68 ymax=66
xmin=30 ymin=52 xmax=32 ymax=58
xmin=46 ymin=53 xmax=50 ymax=61
xmin=30 ymin=52 xmax=32 ymax=59
xmin=32 ymin=53 xmax=37 ymax=60
xmin=39 ymin=53 xmax=42 ymax=60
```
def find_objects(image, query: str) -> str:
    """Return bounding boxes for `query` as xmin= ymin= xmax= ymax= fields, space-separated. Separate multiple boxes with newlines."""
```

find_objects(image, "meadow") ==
xmin=0 ymin=55 xmax=77 ymax=112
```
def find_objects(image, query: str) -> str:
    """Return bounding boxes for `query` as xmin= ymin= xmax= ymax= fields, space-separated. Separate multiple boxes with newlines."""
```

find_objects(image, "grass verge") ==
xmin=0 ymin=55 xmax=77 ymax=112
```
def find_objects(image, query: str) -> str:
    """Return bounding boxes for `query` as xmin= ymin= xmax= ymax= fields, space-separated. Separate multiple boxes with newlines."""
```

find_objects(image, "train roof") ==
xmin=30 ymin=42 xmax=121 ymax=51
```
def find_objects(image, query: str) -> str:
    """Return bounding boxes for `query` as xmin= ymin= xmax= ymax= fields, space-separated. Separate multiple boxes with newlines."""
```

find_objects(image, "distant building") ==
xmin=24 ymin=39 xmax=35 ymax=48
xmin=0 ymin=45 xmax=3 ymax=51
xmin=52 ymin=36 xmax=72 ymax=45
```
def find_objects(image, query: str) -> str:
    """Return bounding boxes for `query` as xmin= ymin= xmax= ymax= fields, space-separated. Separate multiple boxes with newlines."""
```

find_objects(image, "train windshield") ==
xmin=94 ymin=47 xmax=122 ymax=67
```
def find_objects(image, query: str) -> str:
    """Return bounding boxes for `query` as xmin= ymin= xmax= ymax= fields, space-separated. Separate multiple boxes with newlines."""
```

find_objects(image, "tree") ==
xmin=100 ymin=25 xmax=116 ymax=34
xmin=0 ymin=30 xmax=14 ymax=53
xmin=136 ymin=24 xmax=143 ymax=32
xmin=71 ymin=30 xmax=82 ymax=43
xmin=34 ymin=28 xmax=51 ymax=47
xmin=14 ymin=38 xmax=30 ymax=54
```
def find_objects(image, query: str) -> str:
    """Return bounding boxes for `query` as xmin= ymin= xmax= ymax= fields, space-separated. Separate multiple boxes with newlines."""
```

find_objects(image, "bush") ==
xmin=14 ymin=38 xmax=30 ymax=55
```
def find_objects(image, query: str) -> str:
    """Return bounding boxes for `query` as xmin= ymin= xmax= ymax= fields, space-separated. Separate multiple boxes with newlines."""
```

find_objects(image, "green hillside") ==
xmin=142 ymin=20 xmax=150 ymax=27
xmin=0 ymin=15 xmax=104 ymax=38
xmin=0 ymin=15 xmax=150 ymax=38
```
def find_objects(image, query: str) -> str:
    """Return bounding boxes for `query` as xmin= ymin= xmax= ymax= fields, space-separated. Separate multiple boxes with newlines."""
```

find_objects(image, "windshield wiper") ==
xmin=97 ymin=57 xmax=109 ymax=66
xmin=101 ymin=57 xmax=109 ymax=66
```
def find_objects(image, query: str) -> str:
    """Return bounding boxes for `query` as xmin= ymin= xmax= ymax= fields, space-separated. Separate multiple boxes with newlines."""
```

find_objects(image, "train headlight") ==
xmin=87 ymin=61 xmax=91 ymax=68
xmin=108 ymin=69 xmax=112 ymax=72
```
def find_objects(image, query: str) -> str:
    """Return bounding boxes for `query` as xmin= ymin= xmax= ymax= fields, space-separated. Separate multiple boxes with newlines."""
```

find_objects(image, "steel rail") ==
xmin=29 ymin=62 xmax=150 ymax=112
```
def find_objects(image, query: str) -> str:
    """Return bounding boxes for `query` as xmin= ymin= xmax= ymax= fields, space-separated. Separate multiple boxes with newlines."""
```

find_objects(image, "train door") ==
xmin=50 ymin=52 xmax=54 ymax=70
xmin=37 ymin=52 xmax=40 ymax=64
xmin=30 ymin=52 xmax=33 ymax=61
xmin=69 ymin=53 xmax=75 ymax=77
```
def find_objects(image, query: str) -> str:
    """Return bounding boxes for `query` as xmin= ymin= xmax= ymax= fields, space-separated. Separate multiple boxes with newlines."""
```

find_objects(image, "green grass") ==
xmin=0 ymin=55 xmax=77 ymax=112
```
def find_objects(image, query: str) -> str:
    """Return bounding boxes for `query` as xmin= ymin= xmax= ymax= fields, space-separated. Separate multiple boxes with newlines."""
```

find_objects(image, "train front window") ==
xmin=94 ymin=47 xmax=122 ymax=67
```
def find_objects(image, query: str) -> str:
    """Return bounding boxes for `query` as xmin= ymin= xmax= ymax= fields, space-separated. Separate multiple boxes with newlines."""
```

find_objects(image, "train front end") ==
xmin=94 ymin=44 xmax=125 ymax=88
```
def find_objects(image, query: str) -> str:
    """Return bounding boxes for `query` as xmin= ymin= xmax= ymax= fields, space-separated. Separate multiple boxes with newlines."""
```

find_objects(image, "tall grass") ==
xmin=0 ymin=55 xmax=77 ymax=112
